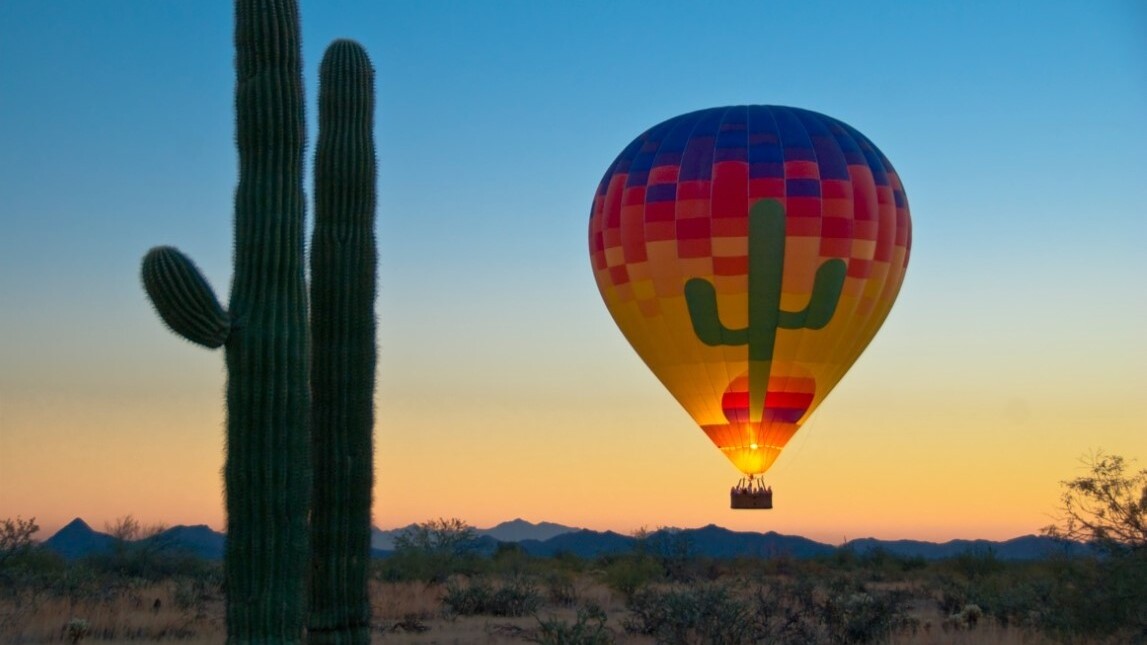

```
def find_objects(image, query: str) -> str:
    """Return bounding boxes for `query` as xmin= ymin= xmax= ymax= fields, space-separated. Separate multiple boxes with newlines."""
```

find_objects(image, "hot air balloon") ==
xmin=589 ymin=106 xmax=911 ymax=509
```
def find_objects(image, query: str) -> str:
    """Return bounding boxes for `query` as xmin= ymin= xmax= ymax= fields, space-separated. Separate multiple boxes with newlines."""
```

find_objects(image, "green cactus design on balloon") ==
xmin=141 ymin=2 xmax=377 ymax=642
xmin=685 ymin=199 xmax=847 ymax=422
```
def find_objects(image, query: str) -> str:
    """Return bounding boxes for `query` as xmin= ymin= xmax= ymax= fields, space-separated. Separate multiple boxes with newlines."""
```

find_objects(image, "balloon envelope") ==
xmin=589 ymin=106 xmax=911 ymax=476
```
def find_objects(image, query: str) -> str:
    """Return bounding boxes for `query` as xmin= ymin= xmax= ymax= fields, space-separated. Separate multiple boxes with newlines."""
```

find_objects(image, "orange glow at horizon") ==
xmin=6 ymin=349 xmax=1141 ymax=546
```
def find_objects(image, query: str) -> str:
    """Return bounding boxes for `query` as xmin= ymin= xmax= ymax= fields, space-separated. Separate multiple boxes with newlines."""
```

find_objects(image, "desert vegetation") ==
xmin=0 ymin=533 xmax=1137 ymax=644
xmin=2 ymin=517 xmax=1145 ymax=643
xmin=3 ymin=453 xmax=1142 ymax=643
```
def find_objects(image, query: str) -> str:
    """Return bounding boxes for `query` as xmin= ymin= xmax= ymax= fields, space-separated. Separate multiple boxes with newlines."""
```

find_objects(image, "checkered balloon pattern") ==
xmin=589 ymin=106 xmax=911 ymax=476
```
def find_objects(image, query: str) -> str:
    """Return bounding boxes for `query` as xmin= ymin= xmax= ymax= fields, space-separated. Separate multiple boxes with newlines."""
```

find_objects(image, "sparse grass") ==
xmin=0 ymin=582 xmax=222 ymax=643
xmin=0 ymin=562 xmax=1130 ymax=644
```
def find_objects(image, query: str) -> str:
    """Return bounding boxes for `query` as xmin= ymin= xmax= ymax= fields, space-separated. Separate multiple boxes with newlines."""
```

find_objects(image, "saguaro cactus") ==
xmin=684 ymin=198 xmax=847 ymax=420
xmin=307 ymin=40 xmax=377 ymax=645
xmin=142 ymin=0 xmax=311 ymax=641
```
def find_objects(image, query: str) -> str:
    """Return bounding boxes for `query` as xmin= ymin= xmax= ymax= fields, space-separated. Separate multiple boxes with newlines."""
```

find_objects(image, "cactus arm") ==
xmin=685 ymin=279 xmax=749 ymax=346
xmin=141 ymin=246 xmax=229 ymax=348
xmin=777 ymin=258 xmax=847 ymax=330
xmin=308 ymin=39 xmax=376 ymax=645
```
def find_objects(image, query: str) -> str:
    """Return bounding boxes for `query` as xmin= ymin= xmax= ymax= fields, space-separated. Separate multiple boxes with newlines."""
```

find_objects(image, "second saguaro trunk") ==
xmin=308 ymin=40 xmax=378 ymax=645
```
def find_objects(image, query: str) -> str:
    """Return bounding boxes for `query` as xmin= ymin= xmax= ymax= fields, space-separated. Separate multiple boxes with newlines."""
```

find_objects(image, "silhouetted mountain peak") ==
xmin=59 ymin=517 xmax=94 ymax=532
xmin=480 ymin=518 xmax=575 ymax=542
xmin=43 ymin=518 xmax=115 ymax=560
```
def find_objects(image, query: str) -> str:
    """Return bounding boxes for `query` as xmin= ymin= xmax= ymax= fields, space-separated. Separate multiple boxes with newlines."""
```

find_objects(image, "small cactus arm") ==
xmin=307 ymin=39 xmax=377 ymax=645
xmin=141 ymin=247 xmax=229 ymax=348
xmin=141 ymin=0 xmax=311 ymax=641
xmin=685 ymin=199 xmax=846 ymax=421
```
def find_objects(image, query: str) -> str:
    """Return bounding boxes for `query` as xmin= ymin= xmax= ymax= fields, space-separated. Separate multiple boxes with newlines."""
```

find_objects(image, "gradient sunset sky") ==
xmin=1 ymin=1 xmax=1144 ymax=544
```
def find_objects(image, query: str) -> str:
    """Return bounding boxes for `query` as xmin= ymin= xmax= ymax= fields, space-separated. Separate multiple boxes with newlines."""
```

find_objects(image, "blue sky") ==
xmin=1 ymin=1 xmax=1144 ymax=541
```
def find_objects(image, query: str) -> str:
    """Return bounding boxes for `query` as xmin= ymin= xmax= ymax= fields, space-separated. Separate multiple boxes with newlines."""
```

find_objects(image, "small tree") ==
xmin=1043 ymin=452 xmax=1147 ymax=553
xmin=0 ymin=516 xmax=39 ymax=565
xmin=386 ymin=518 xmax=481 ymax=582
xmin=1040 ymin=453 xmax=1147 ymax=641
xmin=91 ymin=515 xmax=184 ymax=581
xmin=0 ymin=516 xmax=64 ymax=600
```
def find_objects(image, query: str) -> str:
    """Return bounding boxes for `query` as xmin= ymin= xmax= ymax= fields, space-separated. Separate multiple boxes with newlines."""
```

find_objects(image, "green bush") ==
xmin=442 ymin=575 xmax=542 ymax=617
xmin=621 ymin=575 xmax=916 ymax=645
xmin=821 ymin=586 xmax=917 ymax=644
xmin=623 ymin=583 xmax=755 ymax=645
xmin=598 ymin=554 xmax=663 ymax=599
xmin=746 ymin=577 xmax=825 ymax=644
xmin=380 ymin=518 xmax=484 ymax=583
xmin=530 ymin=602 xmax=613 ymax=645
xmin=544 ymin=570 xmax=578 ymax=607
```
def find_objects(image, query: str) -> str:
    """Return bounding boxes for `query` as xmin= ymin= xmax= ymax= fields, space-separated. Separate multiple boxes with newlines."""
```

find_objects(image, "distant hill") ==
xmin=371 ymin=518 xmax=576 ymax=550
xmin=147 ymin=524 xmax=226 ymax=560
xmin=519 ymin=529 xmax=636 ymax=558
xmin=41 ymin=518 xmax=115 ymax=559
xmin=479 ymin=518 xmax=576 ymax=543
xmin=516 ymin=525 xmax=832 ymax=559
xmin=672 ymin=524 xmax=836 ymax=559
xmin=42 ymin=518 xmax=1080 ymax=562
xmin=844 ymin=534 xmax=1078 ymax=560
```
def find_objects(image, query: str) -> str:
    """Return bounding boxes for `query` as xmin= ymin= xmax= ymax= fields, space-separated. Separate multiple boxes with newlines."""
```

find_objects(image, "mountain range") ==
xmin=41 ymin=517 xmax=1080 ymax=562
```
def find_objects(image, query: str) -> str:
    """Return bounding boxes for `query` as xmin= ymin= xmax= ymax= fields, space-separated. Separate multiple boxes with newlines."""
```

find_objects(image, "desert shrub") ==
xmin=623 ymin=583 xmax=755 ymax=645
xmin=170 ymin=572 xmax=222 ymax=617
xmin=82 ymin=519 xmax=215 ymax=583
xmin=0 ymin=545 xmax=66 ymax=599
xmin=621 ymin=584 xmax=689 ymax=642
xmin=828 ymin=546 xmax=928 ymax=581
xmin=530 ymin=602 xmax=613 ymax=645
xmin=926 ymin=550 xmax=1147 ymax=641
xmin=490 ymin=541 xmax=536 ymax=577
xmin=0 ymin=517 xmax=39 ymax=563
xmin=928 ymin=552 xmax=1059 ymax=627
xmin=442 ymin=577 xmax=492 ymax=615
xmin=381 ymin=518 xmax=483 ymax=583
xmin=41 ymin=561 xmax=104 ymax=602
xmin=64 ymin=617 xmax=90 ymax=644
xmin=820 ymin=586 xmax=917 ymax=644
xmin=493 ymin=576 xmax=544 ymax=617
xmin=552 ymin=550 xmax=588 ymax=573
xmin=948 ymin=548 xmax=1005 ymax=580
xmin=941 ymin=603 xmax=983 ymax=631
xmin=621 ymin=574 xmax=918 ymax=645
xmin=0 ymin=516 xmax=68 ymax=603
xmin=85 ymin=548 xmax=214 ymax=583
xmin=1032 ymin=552 xmax=1147 ymax=642
xmin=637 ymin=528 xmax=702 ymax=583
xmin=442 ymin=575 xmax=542 ymax=617
xmin=746 ymin=577 xmax=826 ymax=644
xmin=544 ymin=569 xmax=578 ymax=607
xmin=598 ymin=554 xmax=663 ymax=599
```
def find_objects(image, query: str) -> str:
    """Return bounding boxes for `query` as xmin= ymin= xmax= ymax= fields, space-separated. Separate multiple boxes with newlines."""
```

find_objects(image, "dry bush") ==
xmin=371 ymin=580 xmax=444 ymax=622
xmin=0 ymin=582 xmax=223 ymax=643
xmin=0 ymin=555 xmax=1086 ymax=644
